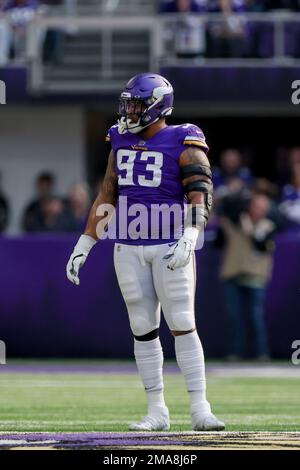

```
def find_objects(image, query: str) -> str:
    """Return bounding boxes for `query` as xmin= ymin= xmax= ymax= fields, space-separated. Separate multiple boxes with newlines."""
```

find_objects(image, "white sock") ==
xmin=175 ymin=331 xmax=211 ymax=415
xmin=134 ymin=337 xmax=167 ymax=415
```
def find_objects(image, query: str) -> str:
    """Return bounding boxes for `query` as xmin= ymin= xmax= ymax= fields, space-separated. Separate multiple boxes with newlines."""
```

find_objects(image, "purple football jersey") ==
xmin=106 ymin=123 xmax=208 ymax=245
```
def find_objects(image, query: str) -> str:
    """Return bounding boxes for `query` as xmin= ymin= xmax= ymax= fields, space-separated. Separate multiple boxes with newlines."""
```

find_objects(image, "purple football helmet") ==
xmin=118 ymin=73 xmax=174 ymax=134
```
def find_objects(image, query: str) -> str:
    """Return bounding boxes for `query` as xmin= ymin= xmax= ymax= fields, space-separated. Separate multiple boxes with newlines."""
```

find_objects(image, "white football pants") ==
xmin=113 ymin=242 xmax=196 ymax=336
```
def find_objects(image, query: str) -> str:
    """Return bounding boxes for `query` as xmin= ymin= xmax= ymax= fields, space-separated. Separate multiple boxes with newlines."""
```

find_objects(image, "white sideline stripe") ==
xmin=0 ymin=419 xmax=299 ymax=426
xmin=0 ymin=440 xmax=28 ymax=445
xmin=0 ymin=380 xmax=185 ymax=387
xmin=0 ymin=382 xmax=143 ymax=388
xmin=1 ymin=368 xmax=299 ymax=378
xmin=0 ymin=439 xmax=57 ymax=445
xmin=0 ymin=431 xmax=300 ymax=436
xmin=207 ymin=367 xmax=300 ymax=378
xmin=0 ymin=420 xmax=190 ymax=425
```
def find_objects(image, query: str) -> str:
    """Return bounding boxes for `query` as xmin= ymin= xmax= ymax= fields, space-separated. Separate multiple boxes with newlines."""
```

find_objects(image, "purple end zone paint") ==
xmin=0 ymin=432 xmax=190 ymax=448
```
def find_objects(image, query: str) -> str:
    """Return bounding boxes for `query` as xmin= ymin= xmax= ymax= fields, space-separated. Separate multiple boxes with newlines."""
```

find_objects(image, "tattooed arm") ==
xmin=85 ymin=150 xmax=118 ymax=241
xmin=66 ymin=150 xmax=118 ymax=285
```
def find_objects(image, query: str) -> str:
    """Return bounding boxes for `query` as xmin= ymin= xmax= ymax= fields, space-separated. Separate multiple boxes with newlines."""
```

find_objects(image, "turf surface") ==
xmin=0 ymin=361 xmax=299 ymax=433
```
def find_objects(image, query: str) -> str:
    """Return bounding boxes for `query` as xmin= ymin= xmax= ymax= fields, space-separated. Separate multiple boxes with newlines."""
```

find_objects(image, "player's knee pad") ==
xmin=169 ymin=309 xmax=195 ymax=332
xmin=129 ymin=314 xmax=158 ymax=337
xmin=134 ymin=328 xmax=159 ymax=342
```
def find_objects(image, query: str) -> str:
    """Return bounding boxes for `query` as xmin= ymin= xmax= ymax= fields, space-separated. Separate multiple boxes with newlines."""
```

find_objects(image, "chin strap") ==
xmin=118 ymin=116 xmax=160 ymax=135
xmin=118 ymin=116 xmax=143 ymax=134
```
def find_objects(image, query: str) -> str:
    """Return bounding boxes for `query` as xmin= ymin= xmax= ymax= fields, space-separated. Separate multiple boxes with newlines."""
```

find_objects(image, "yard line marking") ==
xmin=0 ymin=381 xmax=143 ymax=388
xmin=0 ymin=421 xmax=194 ymax=426
xmin=0 ymin=431 xmax=300 ymax=435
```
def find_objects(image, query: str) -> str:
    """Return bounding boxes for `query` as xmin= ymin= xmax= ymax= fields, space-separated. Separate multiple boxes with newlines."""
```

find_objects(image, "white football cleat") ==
xmin=191 ymin=401 xmax=225 ymax=431
xmin=192 ymin=411 xmax=225 ymax=431
xmin=129 ymin=406 xmax=170 ymax=431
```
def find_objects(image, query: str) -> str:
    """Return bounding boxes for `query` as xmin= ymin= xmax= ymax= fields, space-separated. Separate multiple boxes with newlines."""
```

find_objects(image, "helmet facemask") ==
xmin=118 ymin=97 xmax=147 ymax=134
xmin=117 ymin=84 xmax=173 ymax=135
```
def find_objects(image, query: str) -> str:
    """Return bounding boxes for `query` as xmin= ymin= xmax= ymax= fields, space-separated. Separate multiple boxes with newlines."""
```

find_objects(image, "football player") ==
xmin=66 ymin=73 xmax=225 ymax=432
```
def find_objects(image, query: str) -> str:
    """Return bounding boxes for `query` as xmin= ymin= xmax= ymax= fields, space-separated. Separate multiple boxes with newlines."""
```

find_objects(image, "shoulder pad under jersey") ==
xmin=179 ymin=123 xmax=209 ymax=152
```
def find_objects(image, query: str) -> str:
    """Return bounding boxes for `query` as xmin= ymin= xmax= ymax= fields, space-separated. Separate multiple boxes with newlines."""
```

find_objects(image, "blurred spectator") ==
xmin=216 ymin=193 xmax=279 ymax=360
xmin=213 ymin=148 xmax=253 ymax=192
xmin=3 ymin=0 xmax=40 ymax=61
xmin=252 ymin=178 xmax=279 ymax=200
xmin=23 ymin=175 xmax=91 ymax=233
xmin=275 ymin=147 xmax=300 ymax=188
xmin=65 ymin=183 xmax=90 ymax=232
xmin=0 ymin=0 xmax=11 ymax=65
xmin=279 ymin=153 xmax=300 ymax=231
xmin=0 ymin=172 xmax=9 ymax=232
xmin=289 ymin=146 xmax=300 ymax=166
xmin=216 ymin=177 xmax=251 ymax=224
xmin=209 ymin=0 xmax=247 ymax=12
xmin=22 ymin=172 xmax=56 ymax=232
xmin=25 ymin=194 xmax=86 ymax=233
xmin=160 ymin=0 xmax=208 ymax=13
xmin=252 ymin=178 xmax=286 ymax=230
xmin=160 ymin=0 xmax=207 ymax=58
xmin=37 ymin=195 xmax=78 ymax=232
xmin=4 ymin=0 xmax=39 ymax=14
xmin=207 ymin=0 xmax=248 ymax=58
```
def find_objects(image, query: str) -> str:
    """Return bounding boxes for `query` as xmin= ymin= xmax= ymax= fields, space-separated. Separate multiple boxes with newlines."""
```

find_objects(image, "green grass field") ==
xmin=0 ymin=361 xmax=300 ymax=433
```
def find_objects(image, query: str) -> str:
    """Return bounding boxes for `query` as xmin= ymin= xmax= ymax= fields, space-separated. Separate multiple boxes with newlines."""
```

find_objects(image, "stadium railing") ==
xmin=2 ymin=11 xmax=300 ymax=92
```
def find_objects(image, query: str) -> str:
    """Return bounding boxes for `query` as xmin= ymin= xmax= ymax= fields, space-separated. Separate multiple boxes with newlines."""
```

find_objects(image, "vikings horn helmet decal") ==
xmin=118 ymin=73 xmax=174 ymax=134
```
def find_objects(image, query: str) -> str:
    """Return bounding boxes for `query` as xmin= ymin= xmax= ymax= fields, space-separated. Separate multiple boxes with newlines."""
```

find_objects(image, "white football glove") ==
xmin=66 ymin=234 xmax=97 ymax=285
xmin=163 ymin=227 xmax=199 ymax=270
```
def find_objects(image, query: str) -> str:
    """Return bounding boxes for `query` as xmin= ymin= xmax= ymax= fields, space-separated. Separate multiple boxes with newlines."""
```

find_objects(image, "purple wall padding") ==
xmin=160 ymin=66 xmax=300 ymax=105
xmin=0 ymin=234 xmax=299 ymax=358
xmin=1 ymin=65 xmax=300 ymax=107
